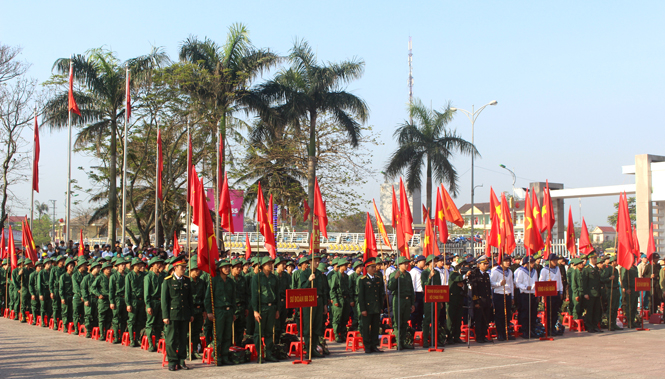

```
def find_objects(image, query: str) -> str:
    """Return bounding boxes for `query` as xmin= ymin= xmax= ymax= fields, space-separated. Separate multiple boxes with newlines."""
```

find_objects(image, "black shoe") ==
xmin=265 ymin=356 xmax=279 ymax=363
xmin=453 ymin=338 xmax=464 ymax=344
xmin=587 ymin=329 xmax=596 ymax=333
xmin=595 ymin=328 xmax=604 ymax=333
xmin=508 ymin=335 xmax=516 ymax=340
xmin=365 ymin=349 xmax=372 ymax=354
xmin=403 ymin=344 xmax=414 ymax=350
xmin=371 ymin=347 xmax=384 ymax=353
xmin=148 ymin=346 xmax=157 ymax=352
xmin=168 ymin=366 xmax=176 ymax=371
xmin=476 ymin=338 xmax=487 ymax=344
xmin=179 ymin=363 xmax=189 ymax=370
xmin=496 ymin=336 xmax=506 ymax=341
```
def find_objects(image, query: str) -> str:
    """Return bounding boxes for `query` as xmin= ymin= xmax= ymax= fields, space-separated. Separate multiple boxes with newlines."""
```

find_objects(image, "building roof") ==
xmin=592 ymin=226 xmax=616 ymax=233
xmin=6 ymin=216 xmax=24 ymax=224
xmin=459 ymin=200 xmax=526 ymax=215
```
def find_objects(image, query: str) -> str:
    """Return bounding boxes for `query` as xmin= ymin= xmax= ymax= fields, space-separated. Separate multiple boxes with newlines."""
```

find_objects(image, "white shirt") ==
xmin=490 ymin=266 xmax=514 ymax=296
xmin=514 ymin=265 xmax=538 ymax=294
xmin=411 ymin=266 xmax=424 ymax=292
xmin=434 ymin=266 xmax=449 ymax=285
xmin=385 ymin=265 xmax=396 ymax=282
xmin=101 ymin=251 xmax=113 ymax=258
xmin=539 ymin=265 xmax=564 ymax=292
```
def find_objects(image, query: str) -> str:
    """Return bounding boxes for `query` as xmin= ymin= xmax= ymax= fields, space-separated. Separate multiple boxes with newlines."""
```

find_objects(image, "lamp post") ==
xmin=450 ymin=100 xmax=497 ymax=256
xmin=499 ymin=164 xmax=517 ymax=234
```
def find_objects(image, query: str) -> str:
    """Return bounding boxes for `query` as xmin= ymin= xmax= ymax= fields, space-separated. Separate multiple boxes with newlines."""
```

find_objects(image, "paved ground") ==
xmin=0 ymin=317 xmax=661 ymax=379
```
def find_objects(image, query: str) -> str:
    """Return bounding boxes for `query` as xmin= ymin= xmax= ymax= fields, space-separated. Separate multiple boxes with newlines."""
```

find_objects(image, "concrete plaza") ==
xmin=0 ymin=317 xmax=660 ymax=378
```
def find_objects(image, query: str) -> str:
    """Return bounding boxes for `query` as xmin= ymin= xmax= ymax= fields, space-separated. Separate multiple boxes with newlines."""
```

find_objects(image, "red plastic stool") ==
xmin=49 ymin=318 xmax=55 ymax=329
xmin=91 ymin=327 xmax=100 ymax=340
xmin=67 ymin=322 xmax=75 ymax=334
xmin=324 ymin=328 xmax=335 ymax=342
xmin=288 ymin=341 xmax=303 ymax=357
xmin=460 ymin=324 xmax=476 ymax=342
xmin=486 ymin=325 xmax=498 ymax=339
xmin=570 ymin=319 xmax=585 ymax=332
xmin=157 ymin=338 xmax=166 ymax=353
xmin=105 ymin=329 xmax=114 ymax=343
xmin=141 ymin=335 xmax=155 ymax=350
xmin=384 ymin=329 xmax=393 ymax=335
xmin=285 ymin=323 xmax=298 ymax=334
xmin=407 ymin=320 xmax=412 ymax=327
xmin=380 ymin=334 xmax=396 ymax=349
xmin=345 ymin=336 xmax=363 ymax=352
xmin=562 ymin=314 xmax=573 ymax=328
xmin=79 ymin=325 xmax=87 ymax=336
xmin=121 ymin=332 xmax=130 ymax=346
xmin=199 ymin=336 xmax=207 ymax=350
xmin=3 ymin=308 xmax=8 ymax=318
xmin=641 ymin=309 xmax=650 ymax=319
xmin=245 ymin=344 xmax=258 ymax=360
xmin=27 ymin=314 xmax=34 ymax=324
xmin=346 ymin=331 xmax=360 ymax=339
xmin=36 ymin=315 xmax=42 ymax=326
xmin=57 ymin=320 xmax=64 ymax=331
xmin=202 ymin=347 xmax=214 ymax=364
xmin=413 ymin=331 xmax=423 ymax=346
xmin=382 ymin=318 xmax=393 ymax=326
xmin=9 ymin=310 xmax=15 ymax=319
xmin=161 ymin=350 xmax=168 ymax=367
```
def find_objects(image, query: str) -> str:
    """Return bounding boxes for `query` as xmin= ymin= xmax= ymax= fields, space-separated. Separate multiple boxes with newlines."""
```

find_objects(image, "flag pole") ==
xmin=186 ymin=120 xmax=191 ymax=256
xmin=155 ymin=121 xmax=159 ymax=249
xmin=121 ymin=64 xmax=129 ymax=251
xmin=215 ymin=123 xmax=220 ymax=253
xmin=30 ymin=106 xmax=36 ymax=230
xmin=65 ymin=57 xmax=73 ymax=243
xmin=378 ymin=231 xmax=391 ymax=327
xmin=309 ymin=211 xmax=314 ymax=360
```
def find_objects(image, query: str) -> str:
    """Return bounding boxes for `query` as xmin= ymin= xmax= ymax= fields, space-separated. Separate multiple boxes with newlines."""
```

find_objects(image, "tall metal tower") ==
xmin=408 ymin=36 xmax=414 ymax=124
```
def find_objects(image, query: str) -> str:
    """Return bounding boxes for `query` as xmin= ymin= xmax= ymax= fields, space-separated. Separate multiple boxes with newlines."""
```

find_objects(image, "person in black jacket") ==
xmin=469 ymin=256 xmax=492 ymax=343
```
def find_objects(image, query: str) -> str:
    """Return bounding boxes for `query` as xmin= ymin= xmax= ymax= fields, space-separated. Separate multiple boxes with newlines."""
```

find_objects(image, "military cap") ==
xmin=89 ymin=261 xmax=102 ymax=269
xmin=187 ymin=259 xmax=199 ymax=271
xmin=129 ymin=258 xmax=143 ymax=267
xmin=286 ymin=259 xmax=296 ymax=267
xmin=1 ymin=258 xmax=7 ymax=264
xmin=548 ymin=254 xmax=559 ymax=261
xmin=338 ymin=259 xmax=349 ymax=267
xmin=534 ymin=253 xmax=542 ymax=260
xmin=147 ymin=257 xmax=164 ymax=268
xmin=426 ymin=255 xmax=435 ymax=263
xmin=34 ymin=259 xmax=44 ymax=266
xmin=260 ymin=256 xmax=275 ymax=266
xmin=476 ymin=256 xmax=488 ymax=264
xmin=274 ymin=257 xmax=286 ymax=266
xmin=76 ymin=257 xmax=88 ymax=268
xmin=64 ymin=257 xmax=76 ymax=266
xmin=173 ymin=258 xmax=187 ymax=267
xmin=42 ymin=258 xmax=52 ymax=264
xmin=251 ymin=257 xmax=260 ymax=266
xmin=312 ymin=254 xmax=322 ymax=260
xmin=352 ymin=260 xmax=363 ymax=269
xmin=166 ymin=264 xmax=173 ymax=272
xmin=585 ymin=252 xmax=596 ymax=259
xmin=609 ymin=256 xmax=617 ymax=263
xmin=317 ymin=262 xmax=327 ymax=272
xmin=217 ymin=259 xmax=232 ymax=268
xmin=298 ymin=256 xmax=310 ymax=265
xmin=501 ymin=255 xmax=512 ymax=262
xmin=521 ymin=256 xmax=536 ymax=265
xmin=231 ymin=258 xmax=243 ymax=267
xmin=101 ymin=262 xmax=113 ymax=270
xmin=396 ymin=256 xmax=410 ymax=265
xmin=364 ymin=257 xmax=377 ymax=266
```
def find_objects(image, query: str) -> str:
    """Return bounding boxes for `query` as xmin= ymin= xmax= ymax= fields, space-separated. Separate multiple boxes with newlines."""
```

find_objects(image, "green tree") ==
xmin=43 ymin=47 xmax=169 ymax=244
xmin=385 ymin=99 xmax=478 ymax=213
xmin=257 ymin=39 xmax=369 ymax=231
xmin=607 ymin=196 xmax=636 ymax=227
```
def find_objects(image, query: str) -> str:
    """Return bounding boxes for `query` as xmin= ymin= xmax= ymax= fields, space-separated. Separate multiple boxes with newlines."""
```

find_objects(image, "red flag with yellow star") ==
xmin=373 ymin=199 xmax=392 ymax=249
xmin=440 ymin=185 xmax=464 ymax=228
xmin=579 ymin=217 xmax=593 ymax=256
xmin=363 ymin=212 xmax=378 ymax=262
xmin=565 ymin=206 xmax=577 ymax=257
xmin=524 ymin=189 xmax=544 ymax=255
xmin=435 ymin=187 xmax=448 ymax=243
xmin=500 ymin=192 xmax=516 ymax=257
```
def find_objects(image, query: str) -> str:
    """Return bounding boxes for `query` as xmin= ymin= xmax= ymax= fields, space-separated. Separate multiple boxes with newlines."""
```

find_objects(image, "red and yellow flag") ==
xmin=392 ymin=187 xmax=408 ymax=258
xmin=399 ymin=178 xmax=414 ymax=242
xmin=488 ymin=188 xmax=501 ymax=249
xmin=257 ymin=182 xmax=276 ymax=259
xmin=313 ymin=178 xmax=328 ymax=239
xmin=173 ymin=231 xmax=181 ymax=257
xmin=647 ymin=222 xmax=656 ymax=262
xmin=435 ymin=187 xmax=449 ymax=243
xmin=245 ymin=233 xmax=252 ymax=260
xmin=9 ymin=225 xmax=17 ymax=270
xmin=524 ymin=189 xmax=544 ymax=255
xmin=372 ymin=199 xmax=392 ymax=249
xmin=578 ymin=218 xmax=593 ymax=256
xmin=616 ymin=192 xmax=635 ymax=268
xmin=565 ymin=206 xmax=577 ymax=257
xmin=363 ymin=212 xmax=378 ymax=263
xmin=440 ymin=185 xmax=464 ymax=228
xmin=500 ymin=192 xmax=516 ymax=257
xmin=79 ymin=229 xmax=85 ymax=256
xmin=218 ymin=172 xmax=234 ymax=233
xmin=195 ymin=177 xmax=219 ymax=276
xmin=531 ymin=188 xmax=542 ymax=232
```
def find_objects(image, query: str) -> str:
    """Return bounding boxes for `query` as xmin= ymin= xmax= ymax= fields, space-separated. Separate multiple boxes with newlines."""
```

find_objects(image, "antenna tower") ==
xmin=408 ymin=36 xmax=413 ymax=124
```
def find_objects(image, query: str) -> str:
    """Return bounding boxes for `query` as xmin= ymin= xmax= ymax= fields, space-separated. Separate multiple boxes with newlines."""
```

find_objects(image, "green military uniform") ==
xmin=109 ymin=258 xmax=128 ymax=343
xmin=244 ymin=259 xmax=258 ymax=338
xmin=161 ymin=260 xmax=193 ymax=370
xmin=205 ymin=260 xmax=236 ymax=366
xmin=49 ymin=256 xmax=66 ymax=324
xmin=91 ymin=263 xmax=113 ymax=340
xmin=29 ymin=261 xmax=43 ymax=325
xmin=200 ymin=269 xmax=213 ymax=344
xmin=348 ymin=261 xmax=363 ymax=332
xmin=601 ymin=259 xmax=621 ymax=330
xmin=274 ymin=259 xmax=291 ymax=338
xmin=582 ymin=256 xmax=602 ymax=332
xmin=251 ymin=257 xmax=280 ymax=363
xmin=59 ymin=258 xmax=76 ymax=332
xmin=0 ymin=260 xmax=7 ymax=314
xmin=144 ymin=258 xmax=164 ymax=351
xmin=329 ymin=258 xmax=352 ymax=342
xmin=8 ymin=260 xmax=18 ymax=320
xmin=357 ymin=259 xmax=384 ymax=352
xmin=387 ymin=257 xmax=415 ymax=349
xmin=81 ymin=262 xmax=100 ymax=337
xmin=188 ymin=260 xmax=207 ymax=357
xmin=16 ymin=259 xmax=33 ymax=322
xmin=231 ymin=260 xmax=248 ymax=347
xmin=570 ymin=262 xmax=584 ymax=319
xmin=620 ymin=265 xmax=639 ymax=328
xmin=447 ymin=263 xmax=465 ymax=343
xmin=422 ymin=256 xmax=443 ymax=348
xmin=125 ymin=259 xmax=146 ymax=347
xmin=299 ymin=256 xmax=330 ymax=357
xmin=71 ymin=257 xmax=88 ymax=334
xmin=37 ymin=262 xmax=52 ymax=327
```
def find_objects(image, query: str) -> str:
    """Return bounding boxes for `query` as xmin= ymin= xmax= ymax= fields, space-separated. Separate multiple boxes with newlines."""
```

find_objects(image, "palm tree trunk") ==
xmin=307 ymin=109 xmax=317 ymax=234
xmin=108 ymin=121 xmax=117 ymax=245
xmin=426 ymin=156 xmax=432 ymax=219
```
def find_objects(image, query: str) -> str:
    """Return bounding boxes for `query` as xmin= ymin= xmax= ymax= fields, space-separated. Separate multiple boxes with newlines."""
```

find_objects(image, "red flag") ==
xmin=441 ymin=185 xmax=464 ymax=228
xmin=373 ymin=199 xmax=392 ymax=249
xmin=541 ymin=180 xmax=555 ymax=233
xmin=303 ymin=199 xmax=310 ymax=222
xmin=313 ymin=178 xmax=328 ymax=239
xmin=218 ymin=135 xmax=224 ymax=194
xmin=524 ymin=189 xmax=544 ymax=255
xmin=485 ymin=230 xmax=492 ymax=258
xmin=392 ymin=187 xmax=408 ymax=258
xmin=500 ymin=192 xmax=516 ymax=257
xmin=488 ymin=188 xmax=501 ymax=249
xmin=186 ymin=134 xmax=193 ymax=204
xmin=0 ymin=228 xmax=4 ymax=259
xmin=256 ymin=182 xmax=276 ymax=259
xmin=423 ymin=217 xmax=435 ymax=257
xmin=579 ymin=218 xmax=593 ymax=256
xmin=22 ymin=217 xmax=38 ymax=262
xmin=632 ymin=226 xmax=640 ymax=256
xmin=245 ymin=233 xmax=252 ymax=260
xmin=8 ymin=225 xmax=17 ymax=270
xmin=531 ymin=188 xmax=542 ymax=232
xmin=218 ymin=173 xmax=234 ymax=233
xmin=126 ymin=69 xmax=131 ymax=119
xmin=422 ymin=204 xmax=429 ymax=223
xmin=173 ymin=231 xmax=181 ymax=257
xmin=399 ymin=178 xmax=414 ymax=241
xmin=616 ymin=192 xmax=635 ymax=269
xmin=190 ymin=165 xmax=200 ymax=223
xmin=68 ymin=61 xmax=81 ymax=116
xmin=196 ymin=177 xmax=220 ymax=277
xmin=268 ymin=194 xmax=275 ymax=235
xmin=32 ymin=114 xmax=40 ymax=193
xmin=435 ymin=188 xmax=449 ymax=243
xmin=391 ymin=187 xmax=399 ymax=228
xmin=363 ymin=212 xmax=378 ymax=262
xmin=79 ymin=229 xmax=85 ymax=256
xmin=157 ymin=128 xmax=163 ymax=201
xmin=647 ymin=222 xmax=656 ymax=262
xmin=565 ymin=206 xmax=576 ymax=257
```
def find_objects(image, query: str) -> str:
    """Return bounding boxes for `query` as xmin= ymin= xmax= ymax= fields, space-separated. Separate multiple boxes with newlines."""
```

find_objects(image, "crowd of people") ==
xmin=0 ymin=243 xmax=661 ymax=371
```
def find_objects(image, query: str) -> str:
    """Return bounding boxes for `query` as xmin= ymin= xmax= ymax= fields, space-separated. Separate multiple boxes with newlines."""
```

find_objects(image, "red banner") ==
xmin=635 ymin=278 xmax=651 ymax=292
xmin=286 ymin=288 xmax=318 ymax=309
xmin=424 ymin=285 xmax=449 ymax=303
xmin=535 ymin=281 xmax=557 ymax=297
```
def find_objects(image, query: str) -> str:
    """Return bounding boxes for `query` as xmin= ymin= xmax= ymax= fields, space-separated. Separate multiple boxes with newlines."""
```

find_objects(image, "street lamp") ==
xmin=450 ymin=101 xmax=497 ymax=256
xmin=499 ymin=164 xmax=517 ymax=233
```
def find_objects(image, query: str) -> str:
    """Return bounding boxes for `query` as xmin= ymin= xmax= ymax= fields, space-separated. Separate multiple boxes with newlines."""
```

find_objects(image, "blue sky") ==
xmin=2 ymin=0 xmax=664 ymax=227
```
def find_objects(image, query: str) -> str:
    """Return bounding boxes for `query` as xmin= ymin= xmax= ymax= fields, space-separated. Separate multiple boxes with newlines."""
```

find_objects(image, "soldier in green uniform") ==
xmin=245 ymin=258 xmax=260 ymax=338
xmin=162 ymin=258 xmax=194 ymax=371
xmin=188 ymin=259 xmax=206 ymax=358
xmin=125 ymin=258 xmax=146 ymax=347
xmin=18 ymin=258 xmax=34 ymax=322
xmin=92 ymin=262 xmax=113 ymax=341
xmin=620 ymin=257 xmax=639 ymax=328
xmin=601 ymin=256 xmax=621 ymax=330
xmin=0 ymin=259 xmax=7 ymax=314
xmin=569 ymin=258 xmax=584 ymax=320
xmin=251 ymin=256 xmax=280 ymax=363
xmin=71 ymin=257 xmax=88 ymax=334
xmin=37 ymin=258 xmax=52 ymax=327
xmin=49 ymin=255 xmax=66 ymax=325
xmin=230 ymin=258 xmax=247 ymax=347
xmin=422 ymin=255 xmax=444 ymax=348
xmin=29 ymin=260 xmax=43 ymax=325
xmin=274 ymin=257 xmax=290 ymax=339
xmin=59 ymin=257 xmax=76 ymax=332
xmin=447 ymin=258 xmax=466 ymax=344
xmin=8 ymin=258 xmax=19 ymax=320
xmin=206 ymin=259 xmax=236 ymax=366
xmin=144 ymin=257 xmax=164 ymax=351
xmin=329 ymin=257 xmax=351 ymax=342
xmin=357 ymin=258 xmax=384 ymax=353
xmin=81 ymin=261 xmax=101 ymax=337
xmin=109 ymin=257 xmax=128 ymax=343
xmin=299 ymin=254 xmax=329 ymax=358
xmin=582 ymin=252 xmax=603 ymax=332
xmin=388 ymin=256 xmax=415 ymax=349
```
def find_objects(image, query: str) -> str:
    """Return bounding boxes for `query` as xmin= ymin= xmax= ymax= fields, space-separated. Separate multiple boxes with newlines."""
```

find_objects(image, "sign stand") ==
xmin=635 ymin=278 xmax=651 ymax=331
xmin=425 ymin=285 xmax=448 ymax=352
xmin=535 ymin=281 xmax=556 ymax=341
xmin=287 ymin=288 xmax=317 ymax=364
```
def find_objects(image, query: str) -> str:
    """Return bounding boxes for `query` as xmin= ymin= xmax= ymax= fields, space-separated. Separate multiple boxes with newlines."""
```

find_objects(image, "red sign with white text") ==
xmin=286 ymin=288 xmax=318 ymax=308
xmin=635 ymin=278 xmax=651 ymax=292
xmin=535 ymin=281 xmax=557 ymax=297
xmin=424 ymin=285 xmax=449 ymax=303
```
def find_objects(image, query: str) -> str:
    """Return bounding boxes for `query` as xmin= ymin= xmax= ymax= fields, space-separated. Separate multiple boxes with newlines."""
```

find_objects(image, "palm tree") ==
xmin=34 ymin=200 xmax=49 ymax=218
xmin=257 ymin=39 xmax=369 ymax=227
xmin=385 ymin=99 xmax=479 ymax=214
xmin=43 ymin=47 xmax=169 ymax=244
